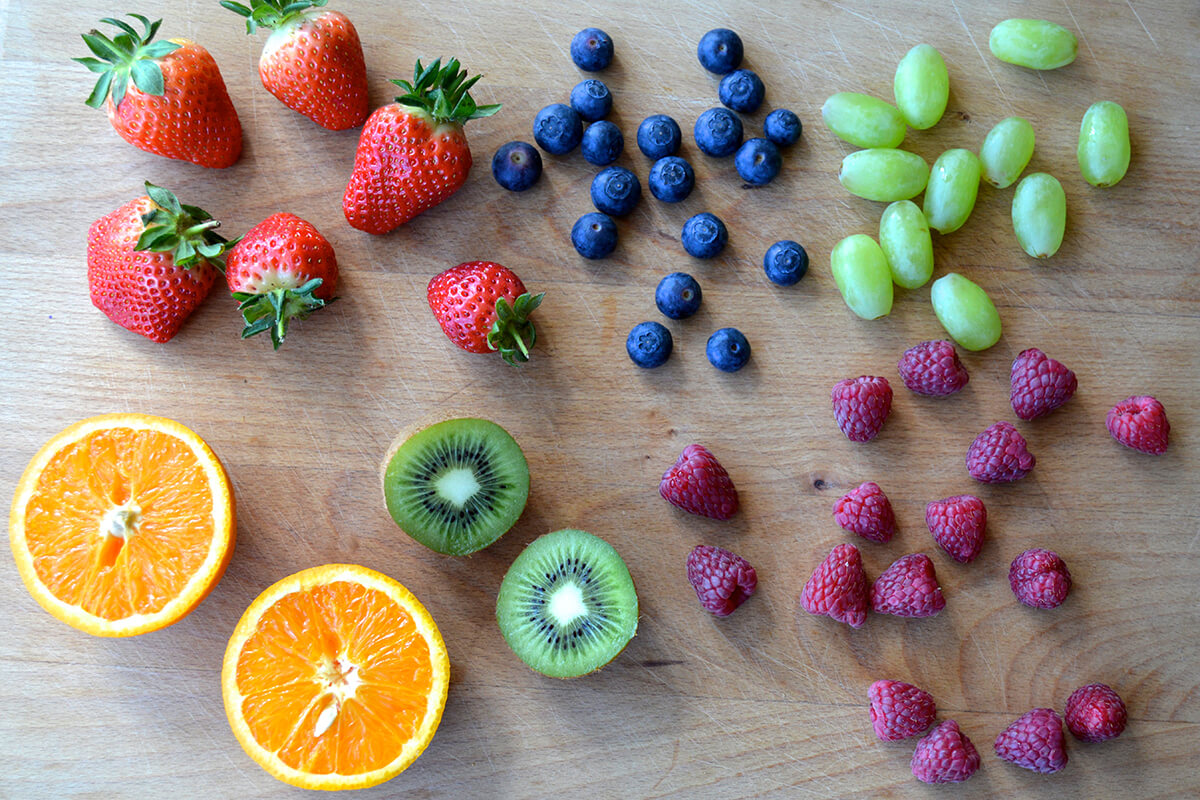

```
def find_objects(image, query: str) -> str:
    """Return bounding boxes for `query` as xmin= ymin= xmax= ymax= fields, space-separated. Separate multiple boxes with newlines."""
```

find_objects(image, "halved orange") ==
xmin=9 ymin=413 xmax=235 ymax=637
xmin=222 ymin=564 xmax=450 ymax=791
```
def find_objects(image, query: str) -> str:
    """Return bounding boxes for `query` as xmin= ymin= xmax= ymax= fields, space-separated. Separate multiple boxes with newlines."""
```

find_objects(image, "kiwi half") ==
xmin=496 ymin=528 xmax=638 ymax=678
xmin=382 ymin=417 xmax=529 ymax=556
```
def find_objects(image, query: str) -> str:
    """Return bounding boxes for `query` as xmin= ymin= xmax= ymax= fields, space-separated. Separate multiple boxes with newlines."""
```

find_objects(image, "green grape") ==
xmin=981 ymin=116 xmax=1035 ymax=188
xmin=989 ymin=19 xmax=1077 ymax=70
xmin=923 ymin=149 xmax=981 ymax=234
xmin=893 ymin=44 xmax=949 ymax=130
xmin=1012 ymin=172 xmax=1067 ymax=258
xmin=839 ymin=149 xmax=930 ymax=202
xmin=930 ymin=273 xmax=1001 ymax=351
xmin=1077 ymin=101 xmax=1130 ymax=187
xmin=879 ymin=200 xmax=933 ymax=289
xmin=821 ymin=92 xmax=906 ymax=148
xmin=831 ymin=234 xmax=894 ymax=320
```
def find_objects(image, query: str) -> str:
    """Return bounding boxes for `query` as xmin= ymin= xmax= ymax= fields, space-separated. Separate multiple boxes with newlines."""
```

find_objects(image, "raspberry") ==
xmin=925 ymin=495 xmax=987 ymax=564
xmin=831 ymin=376 xmax=893 ymax=442
xmin=1106 ymin=395 xmax=1170 ymax=455
xmin=686 ymin=544 xmax=757 ymax=616
xmin=965 ymin=421 xmax=1035 ymax=483
xmin=870 ymin=553 xmax=945 ymax=618
xmin=659 ymin=444 xmax=739 ymax=520
xmin=1009 ymin=548 xmax=1072 ymax=609
xmin=910 ymin=719 xmax=981 ymax=784
xmin=800 ymin=543 xmax=868 ymax=629
xmin=1064 ymin=683 xmax=1127 ymax=743
xmin=994 ymin=708 xmax=1068 ymax=774
xmin=833 ymin=481 xmax=896 ymax=544
xmin=897 ymin=340 xmax=969 ymax=396
xmin=868 ymin=679 xmax=936 ymax=741
xmin=1010 ymin=347 xmax=1078 ymax=420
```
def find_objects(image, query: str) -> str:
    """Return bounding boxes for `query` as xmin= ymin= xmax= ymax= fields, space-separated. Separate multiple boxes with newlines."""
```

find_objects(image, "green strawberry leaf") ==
xmin=486 ymin=291 xmax=544 ymax=366
xmin=389 ymin=57 xmax=502 ymax=126
xmin=75 ymin=14 xmax=179 ymax=109
xmin=233 ymin=278 xmax=332 ymax=350
xmin=133 ymin=182 xmax=233 ymax=270
xmin=130 ymin=58 xmax=165 ymax=96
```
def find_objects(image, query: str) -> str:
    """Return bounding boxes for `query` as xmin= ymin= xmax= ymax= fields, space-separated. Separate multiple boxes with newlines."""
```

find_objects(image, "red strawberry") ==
xmin=1009 ymin=548 xmax=1072 ymax=609
xmin=1107 ymin=395 xmax=1170 ymax=455
xmin=868 ymin=679 xmax=936 ymax=741
xmin=870 ymin=554 xmax=945 ymax=618
xmin=343 ymin=58 xmax=500 ymax=234
xmin=1064 ymin=683 xmax=1127 ymax=743
xmin=800 ymin=543 xmax=868 ymax=629
xmin=897 ymin=340 xmax=969 ymax=396
xmin=87 ymin=182 xmax=230 ymax=343
xmin=659 ymin=444 xmax=739 ymax=520
xmin=833 ymin=481 xmax=896 ymax=544
xmin=965 ymin=421 xmax=1035 ymax=483
xmin=831 ymin=376 xmax=893 ymax=442
xmin=75 ymin=14 xmax=241 ymax=168
xmin=686 ymin=545 xmax=757 ymax=616
xmin=222 ymin=0 xmax=368 ymax=130
xmin=225 ymin=213 xmax=338 ymax=349
xmin=994 ymin=708 xmax=1068 ymax=774
xmin=1010 ymin=347 xmax=1077 ymax=420
xmin=911 ymin=719 xmax=981 ymax=784
xmin=925 ymin=495 xmax=987 ymax=564
xmin=427 ymin=261 xmax=543 ymax=364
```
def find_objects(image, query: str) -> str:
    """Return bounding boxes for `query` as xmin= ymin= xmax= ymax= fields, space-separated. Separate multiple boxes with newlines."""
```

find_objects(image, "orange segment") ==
xmin=9 ymin=414 xmax=235 ymax=636
xmin=222 ymin=564 xmax=450 ymax=791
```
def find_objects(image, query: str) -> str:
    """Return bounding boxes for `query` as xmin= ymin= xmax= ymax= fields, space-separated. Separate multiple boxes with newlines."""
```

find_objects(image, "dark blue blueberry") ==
xmin=571 ymin=27 xmax=613 ymax=72
xmin=764 ymin=108 xmax=802 ymax=146
xmin=491 ymin=141 xmax=543 ymax=192
xmin=533 ymin=103 xmax=583 ymax=155
xmin=706 ymin=327 xmax=751 ymax=372
xmin=697 ymin=28 xmax=744 ymax=75
xmin=734 ymin=137 xmax=782 ymax=185
xmin=571 ymin=212 xmax=618 ymax=259
xmin=681 ymin=212 xmax=728 ymax=258
xmin=648 ymin=156 xmax=695 ymax=203
xmin=718 ymin=69 xmax=765 ymax=113
xmin=627 ymin=321 xmax=673 ymax=368
xmin=636 ymin=114 xmax=682 ymax=159
xmin=590 ymin=166 xmax=642 ymax=217
xmin=763 ymin=240 xmax=809 ymax=286
xmin=693 ymin=108 xmax=743 ymax=157
xmin=655 ymin=272 xmax=702 ymax=319
xmin=581 ymin=121 xmax=624 ymax=166
xmin=569 ymin=79 xmax=613 ymax=122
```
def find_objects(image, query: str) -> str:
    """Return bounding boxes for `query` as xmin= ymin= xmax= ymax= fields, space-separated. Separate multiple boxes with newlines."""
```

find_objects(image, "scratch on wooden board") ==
xmin=1125 ymin=0 xmax=1161 ymax=50
xmin=950 ymin=0 xmax=1014 ymax=117
xmin=823 ymin=1 xmax=904 ymax=37
xmin=1061 ymin=0 xmax=1100 ymax=68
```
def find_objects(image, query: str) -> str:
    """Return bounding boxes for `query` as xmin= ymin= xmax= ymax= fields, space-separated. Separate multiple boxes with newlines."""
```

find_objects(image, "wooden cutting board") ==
xmin=2 ymin=1 xmax=1197 ymax=797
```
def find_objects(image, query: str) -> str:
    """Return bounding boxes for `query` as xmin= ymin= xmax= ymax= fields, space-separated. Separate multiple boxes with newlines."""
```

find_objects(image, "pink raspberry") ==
xmin=925 ymin=495 xmax=987 ymax=563
xmin=1064 ymin=683 xmax=1127 ymax=743
xmin=870 ymin=553 xmax=945 ymax=618
xmin=897 ymin=340 xmax=969 ymax=396
xmin=868 ymin=679 xmax=936 ymax=741
xmin=911 ymin=719 xmax=981 ymax=784
xmin=994 ymin=707 xmax=1068 ymax=774
xmin=686 ymin=545 xmax=757 ymax=617
xmin=1009 ymin=548 xmax=1072 ymax=609
xmin=831 ymin=376 xmax=893 ymax=442
xmin=833 ymin=481 xmax=896 ymax=544
xmin=966 ymin=421 xmax=1035 ymax=483
xmin=1010 ymin=347 xmax=1078 ymax=420
xmin=1107 ymin=395 xmax=1170 ymax=455
xmin=800 ymin=543 xmax=868 ymax=629
xmin=659 ymin=444 xmax=739 ymax=520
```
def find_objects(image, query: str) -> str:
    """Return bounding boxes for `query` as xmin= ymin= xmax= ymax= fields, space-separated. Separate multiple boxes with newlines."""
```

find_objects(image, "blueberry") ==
xmin=571 ymin=27 xmax=613 ymax=72
xmin=581 ymin=121 xmax=624 ymax=166
xmin=636 ymin=114 xmax=682 ymax=159
xmin=627 ymin=321 xmax=673 ymax=368
xmin=693 ymin=108 xmax=743 ymax=157
xmin=763 ymin=240 xmax=809 ymax=286
xmin=571 ymin=212 xmax=618 ymax=259
xmin=734 ymin=137 xmax=782 ymax=185
xmin=648 ymin=156 xmax=695 ymax=203
xmin=681 ymin=212 xmax=728 ymax=258
xmin=569 ymin=79 xmax=613 ymax=122
xmin=706 ymin=327 xmax=751 ymax=372
xmin=491 ymin=141 xmax=543 ymax=192
xmin=533 ymin=103 xmax=583 ymax=155
xmin=697 ymin=28 xmax=744 ymax=75
xmin=655 ymin=272 xmax=702 ymax=319
xmin=764 ymin=108 xmax=802 ymax=146
xmin=590 ymin=166 xmax=641 ymax=217
xmin=718 ymin=69 xmax=765 ymax=113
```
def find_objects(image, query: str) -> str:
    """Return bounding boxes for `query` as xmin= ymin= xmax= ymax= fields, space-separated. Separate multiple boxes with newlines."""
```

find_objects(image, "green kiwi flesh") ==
xmin=496 ymin=528 xmax=638 ymax=678
xmin=383 ymin=418 xmax=529 ymax=555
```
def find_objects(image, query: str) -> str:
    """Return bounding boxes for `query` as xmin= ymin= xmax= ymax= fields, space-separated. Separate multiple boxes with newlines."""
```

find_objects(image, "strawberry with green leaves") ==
xmin=343 ymin=58 xmax=500 ymax=235
xmin=427 ymin=262 xmax=543 ymax=365
xmin=75 ymin=14 xmax=242 ymax=168
xmin=221 ymin=0 xmax=368 ymax=130
xmin=88 ymin=182 xmax=231 ymax=343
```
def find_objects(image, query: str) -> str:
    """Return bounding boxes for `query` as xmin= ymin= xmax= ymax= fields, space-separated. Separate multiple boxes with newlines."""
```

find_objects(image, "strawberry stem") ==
xmin=389 ymin=58 xmax=500 ymax=126
xmin=220 ymin=0 xmax=329 ymax=34
xmin=135 ymin=182 xmax=233 ymax=270
xmin=486 ymin=292 xmax=544 ymax=366
xmin=74 ymin=14 xmax=180 ymax=109
xmin=233 ymin=278 xmax=332 ymax=350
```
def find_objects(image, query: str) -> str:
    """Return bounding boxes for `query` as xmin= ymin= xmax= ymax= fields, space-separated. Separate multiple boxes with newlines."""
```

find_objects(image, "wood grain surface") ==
xmin=2 ymin=0 xmax=1198 ymax=797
